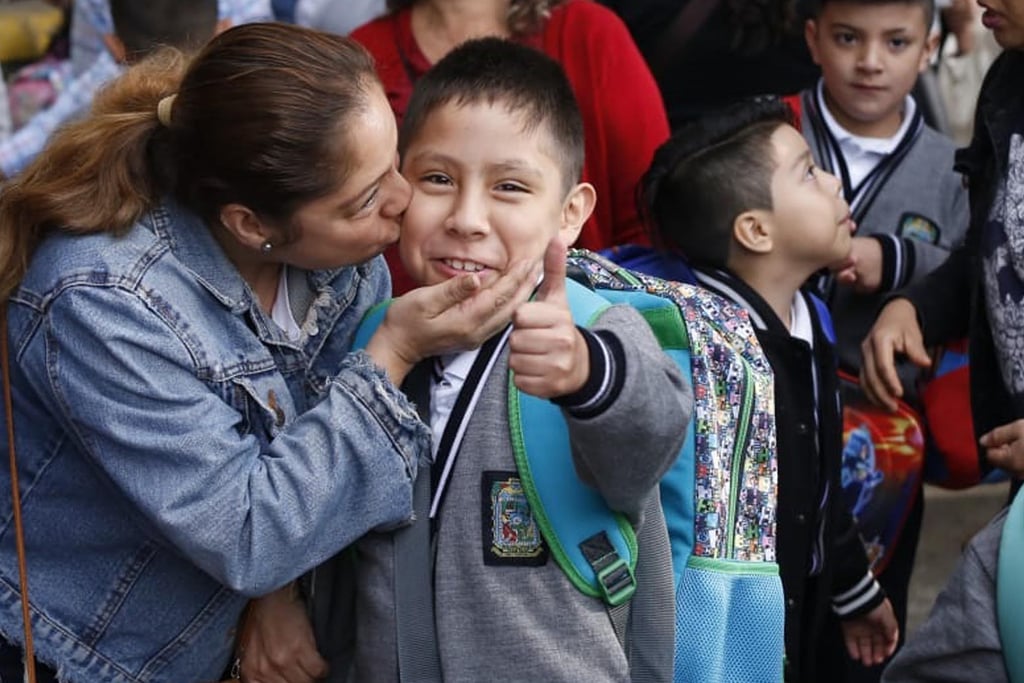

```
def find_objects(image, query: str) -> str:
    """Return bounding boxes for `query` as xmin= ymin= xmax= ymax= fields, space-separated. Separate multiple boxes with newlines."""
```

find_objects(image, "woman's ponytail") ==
xmin=0 ymin=48 xmax=187 ymax=301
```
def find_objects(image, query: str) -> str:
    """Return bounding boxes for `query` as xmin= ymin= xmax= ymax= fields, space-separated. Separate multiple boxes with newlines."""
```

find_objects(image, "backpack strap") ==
xmin=510 ymin=279 xmax=640 ymax=606
xmin=352 ymin=302 xmax=443 ymax=682
xmin=512 ymin=279 xmax=685 ymax=681
xmin=998 ymin=487 xmax=1024 ymax=682
xmin=808 ymin=291 xmax=836 ymax=346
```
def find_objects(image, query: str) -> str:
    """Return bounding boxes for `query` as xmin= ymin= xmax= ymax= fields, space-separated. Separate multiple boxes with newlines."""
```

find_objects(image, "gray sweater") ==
xmin=322 ymin=302 xmax=691 ymax=682
xmin=882 ymin=508 xmax=1009 ymax=682
xmin=799 ymin=87 xmax=970 ymax=397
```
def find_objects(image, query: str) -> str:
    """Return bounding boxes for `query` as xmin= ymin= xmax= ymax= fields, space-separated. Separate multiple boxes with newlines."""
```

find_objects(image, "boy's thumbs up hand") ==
xmin=509 ymin=239 xmax=590 ymax=398
xmin=534 ymin=236 xmax=568 ymax=304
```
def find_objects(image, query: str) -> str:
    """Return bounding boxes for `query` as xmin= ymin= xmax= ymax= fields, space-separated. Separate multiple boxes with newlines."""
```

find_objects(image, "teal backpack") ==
xmin=353 ymin=249 xmax=785 ymax=682
xmin=998 ymin=486 xmax=1024 ymax=682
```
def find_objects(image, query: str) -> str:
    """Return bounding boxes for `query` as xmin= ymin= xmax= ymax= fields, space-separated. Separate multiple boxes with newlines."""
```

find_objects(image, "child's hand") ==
xmin=236 ymin=583 xmax=327 ymax=683
xmin=980 ymin=419 xmax=1024 ymax=477
xmin=509 ymin=239 xmax=589 ymax=399
xmin=367 ymin=258 xmax=541 ymax=385
xmin=835 ymin=237 xmax=883 ymax=293
xmin=840 ymin=598 xmax=899 ymax=666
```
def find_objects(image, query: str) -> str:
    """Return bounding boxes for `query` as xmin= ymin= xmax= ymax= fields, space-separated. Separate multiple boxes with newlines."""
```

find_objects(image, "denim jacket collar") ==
xmin=152 ymin=198 xmax=349 ymax=322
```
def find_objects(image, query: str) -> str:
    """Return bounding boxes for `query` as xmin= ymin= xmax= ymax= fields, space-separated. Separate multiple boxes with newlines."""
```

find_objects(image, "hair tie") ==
xmin=156 ymin=94 xmax=177 ymax=127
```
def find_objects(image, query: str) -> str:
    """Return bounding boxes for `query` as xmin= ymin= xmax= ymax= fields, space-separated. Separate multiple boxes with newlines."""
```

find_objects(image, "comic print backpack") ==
xmin=514 ymin=249 xmax=784 ymax=682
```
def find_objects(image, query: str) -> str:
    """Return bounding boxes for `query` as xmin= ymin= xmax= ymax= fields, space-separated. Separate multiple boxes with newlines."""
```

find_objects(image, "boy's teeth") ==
xmin=445 ymin=259 xmax=482 ymax=272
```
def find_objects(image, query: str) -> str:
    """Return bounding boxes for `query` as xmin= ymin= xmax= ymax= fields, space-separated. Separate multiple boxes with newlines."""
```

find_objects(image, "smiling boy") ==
xmin=794 ymin=2 xmax=969 ymax=678
xmin=340 ymin=37 xmax=692 ymax=682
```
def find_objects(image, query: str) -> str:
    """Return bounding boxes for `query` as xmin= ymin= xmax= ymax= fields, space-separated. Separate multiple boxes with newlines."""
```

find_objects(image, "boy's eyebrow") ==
xmin=490 ymin=159 xmax=545 ymax=180
xmin=790 ymin=149 xmax=813 ymax=172
xmin=406 ymin=151 xmax=545 ymax=180
xmin=831 ymin=22 xmax=912 ymax=35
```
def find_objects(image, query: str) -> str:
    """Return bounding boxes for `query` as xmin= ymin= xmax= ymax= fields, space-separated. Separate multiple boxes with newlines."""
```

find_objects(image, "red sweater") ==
xmin=351 ymin=0 xmax=669 ymax=293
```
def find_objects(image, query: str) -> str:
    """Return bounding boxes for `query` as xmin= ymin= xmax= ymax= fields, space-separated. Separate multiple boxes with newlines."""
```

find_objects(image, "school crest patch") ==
xmin=481 ymin=471 xmax=548 ymax=566
xmin=897 ymin=212 xmax=940 ymax=245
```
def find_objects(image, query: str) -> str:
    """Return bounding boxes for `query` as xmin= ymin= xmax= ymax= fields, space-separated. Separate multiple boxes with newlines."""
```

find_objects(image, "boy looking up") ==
xmin=642 ymin=96 xmax=899 ymax=683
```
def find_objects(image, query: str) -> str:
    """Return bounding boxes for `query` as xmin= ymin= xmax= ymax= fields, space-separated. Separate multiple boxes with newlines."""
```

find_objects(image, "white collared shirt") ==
xmin=429 ymin=349 xmax=480 ymax=461
xmin=271 ymin=266 xmax=303 ymax=342
xmin=816 ymin=80 xmax=917 ymax=190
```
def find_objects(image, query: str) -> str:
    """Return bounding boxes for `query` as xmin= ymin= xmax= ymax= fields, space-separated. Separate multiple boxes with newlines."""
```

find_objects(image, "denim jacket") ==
xmin=0 ymin=200 xmax=427 ymax=682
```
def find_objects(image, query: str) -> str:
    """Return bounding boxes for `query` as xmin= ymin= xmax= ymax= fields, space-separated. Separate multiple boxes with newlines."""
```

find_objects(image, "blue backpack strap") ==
xmin=808 ymin=291 xmax=836 ymax=345
xmin=352 ymin=300 xmax=391 ymax=351
xmin=352 ymin=298 xmax=446 ymax=681
xmin=510 ymin=278 xmax=640 ymax=606
xmin=998 ymin=486 xmax=1024 ymax=682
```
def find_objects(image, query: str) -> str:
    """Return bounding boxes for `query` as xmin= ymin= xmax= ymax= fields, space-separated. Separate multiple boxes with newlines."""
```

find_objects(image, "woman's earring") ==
xmin=261 ymin=240 xmax=273 ymax=253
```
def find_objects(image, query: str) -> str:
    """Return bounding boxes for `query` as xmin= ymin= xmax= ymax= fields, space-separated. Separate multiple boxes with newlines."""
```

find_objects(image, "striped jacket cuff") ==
xmin=832 ymin=570 xmax=885 ymax=619
xmin=553 ymin=328 xmax=625 ymax=419
xmin=873 ymin=234 xmax=918 ymax=292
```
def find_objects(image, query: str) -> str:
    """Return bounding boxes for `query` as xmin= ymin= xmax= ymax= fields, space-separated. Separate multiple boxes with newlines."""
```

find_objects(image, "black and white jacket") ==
xmin=694 ymin=266 xmax=884 ymax=683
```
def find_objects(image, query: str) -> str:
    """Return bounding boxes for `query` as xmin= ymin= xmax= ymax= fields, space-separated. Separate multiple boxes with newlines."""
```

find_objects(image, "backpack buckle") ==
xmin=581 ymin=532 xmax=637 ymax=606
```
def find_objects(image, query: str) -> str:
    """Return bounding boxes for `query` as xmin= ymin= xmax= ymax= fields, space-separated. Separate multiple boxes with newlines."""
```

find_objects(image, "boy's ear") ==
xmin=558 ymin=182 xmax=596 ymax=248
xmin=919 ymin=29 xmax=941 ymax=72
xmin=804 ymin=19 xmax=822 ymax=65
xmin=732 ymin=210 xmax=774 ymax=255
xmin=220 ymin=203 xmax=278 ymax=253
xmin=102 ymin=33 xmax=127 ymax=64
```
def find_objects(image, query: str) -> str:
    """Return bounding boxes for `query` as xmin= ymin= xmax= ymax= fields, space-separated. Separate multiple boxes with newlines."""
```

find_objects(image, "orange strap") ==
xmin=2 ymin=304 xmax=37 ymax=683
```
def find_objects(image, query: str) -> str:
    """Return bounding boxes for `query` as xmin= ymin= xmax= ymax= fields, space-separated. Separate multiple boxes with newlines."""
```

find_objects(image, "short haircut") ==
xmin=811 ymin=0 xmax=935 ymax=26
xmin=110 ymin=0 xmax=219 ymax=60
xmin=399 ymin=37 xmax=584 ymax=196
xmin=641 ymin=96 xmax=794 ymax=269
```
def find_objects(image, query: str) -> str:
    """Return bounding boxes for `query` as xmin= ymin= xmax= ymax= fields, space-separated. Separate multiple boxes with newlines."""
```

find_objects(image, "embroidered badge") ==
xmin=481 ymin=471 xmax=548 ymax=566
xmin=897 ymin=212 xmax=940 ymax=245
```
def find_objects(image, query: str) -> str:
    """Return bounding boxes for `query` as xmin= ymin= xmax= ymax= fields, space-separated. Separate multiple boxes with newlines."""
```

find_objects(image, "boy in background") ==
xmin=642 ymin=96 xmax=898 ymax=683
xmin=796 ymin=1 xmax=969 ymax=677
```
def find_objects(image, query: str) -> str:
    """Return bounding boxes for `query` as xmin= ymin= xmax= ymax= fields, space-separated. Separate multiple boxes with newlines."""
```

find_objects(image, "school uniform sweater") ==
xmin=798 ymin=83 xmax=969 ymax=396
xmin=693 ymin=267 xmax=883 ymax=683
xmin=317 ymin=301 xmax=691 ymax=682
xmin=351 ymin=0 xmax=669 ymax=294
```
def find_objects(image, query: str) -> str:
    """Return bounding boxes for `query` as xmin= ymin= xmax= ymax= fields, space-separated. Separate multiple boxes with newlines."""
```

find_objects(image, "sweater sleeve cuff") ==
xmin=832 ymin=570 xmax=886 ymax=619
xmin=552 ymin=328 xmax=626 ymax=419
xmin=873 ymin=234 xmax=920 ymax=292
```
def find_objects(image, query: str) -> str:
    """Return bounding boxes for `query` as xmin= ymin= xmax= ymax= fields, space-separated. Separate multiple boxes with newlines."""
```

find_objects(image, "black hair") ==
xmin=811 ymin=0 xmax=935 ymax=26
xmin=109 ymin=0 xmax=219 ymax=61
xmin=399 ymin=36 xmax=584 ymax=195
xmin=641 ymin=96 xmax=794 ymax=269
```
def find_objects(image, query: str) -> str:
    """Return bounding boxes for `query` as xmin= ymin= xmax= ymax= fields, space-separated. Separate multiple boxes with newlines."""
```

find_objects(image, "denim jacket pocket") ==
xmin=228 ymin=372 xmax=296 ymax=445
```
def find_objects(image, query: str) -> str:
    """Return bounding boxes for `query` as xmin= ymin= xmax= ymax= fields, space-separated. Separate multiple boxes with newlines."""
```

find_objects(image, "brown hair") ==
xmin=0 ymin=23 xmax=379 ymax=301
xmin=385 ymin=0 xmax=564 ymax=36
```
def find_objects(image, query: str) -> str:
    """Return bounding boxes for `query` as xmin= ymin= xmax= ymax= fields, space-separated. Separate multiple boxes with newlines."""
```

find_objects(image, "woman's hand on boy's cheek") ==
xmin=509 ymin=239 xmax=589 ymax=398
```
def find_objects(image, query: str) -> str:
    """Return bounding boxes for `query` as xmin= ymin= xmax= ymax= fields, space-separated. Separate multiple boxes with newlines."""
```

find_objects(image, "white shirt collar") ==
xmin=789 ymin=293 xmax=815 ymax=348
xmin=271 ymin=266 xmax=303 ymax=341
xmin=816 ymin=79 xmax=916 ymax=157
